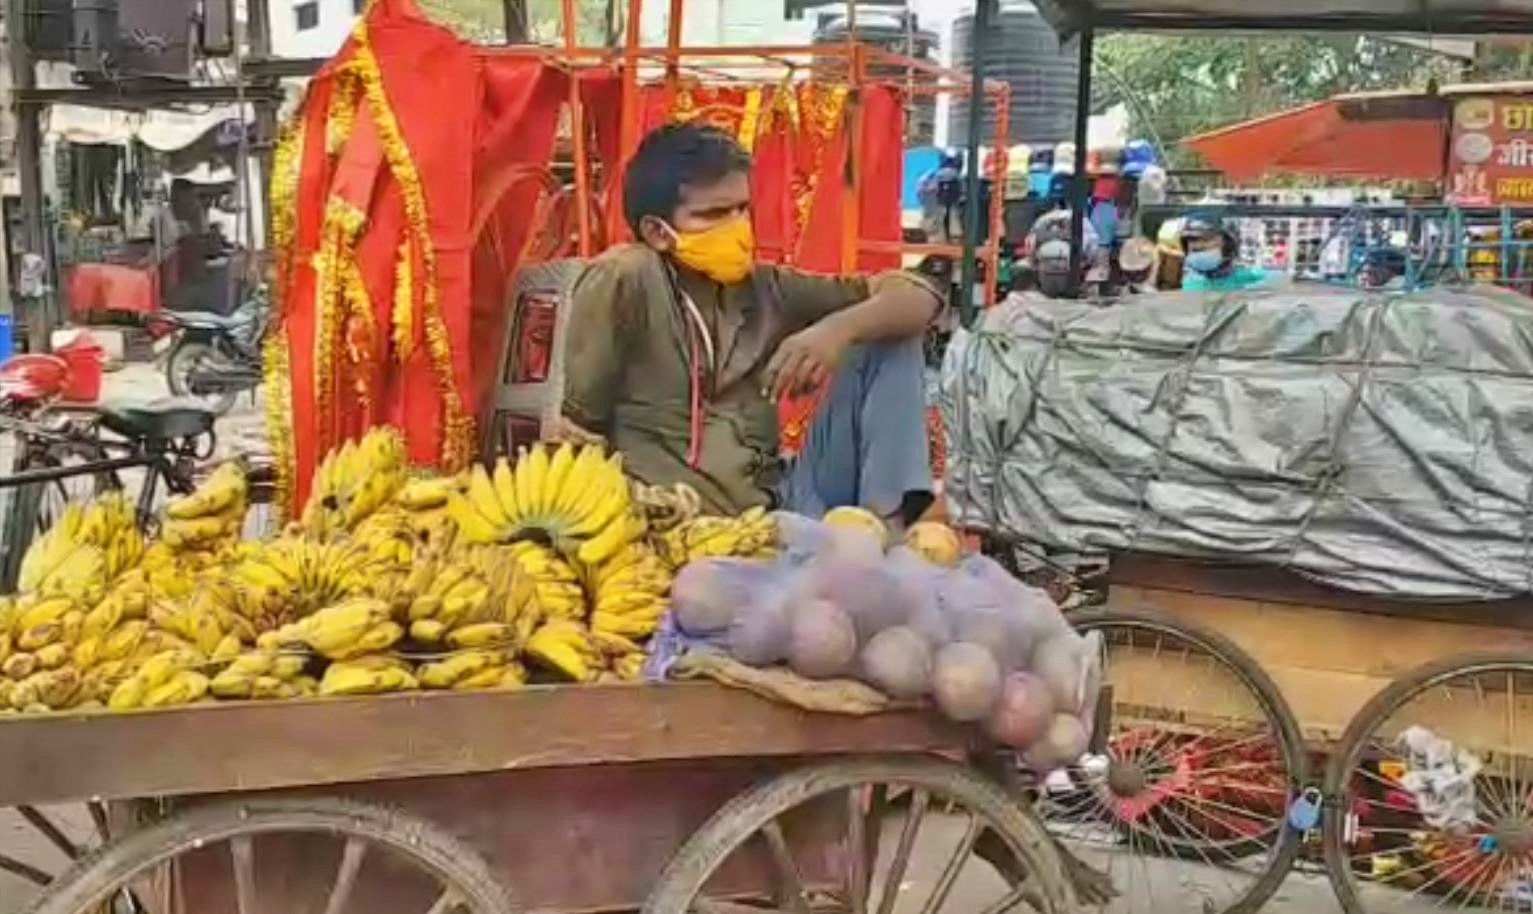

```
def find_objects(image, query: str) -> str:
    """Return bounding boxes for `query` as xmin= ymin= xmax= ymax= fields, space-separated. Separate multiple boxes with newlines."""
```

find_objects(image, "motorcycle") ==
xmin=161 ymin=285 xmax=269 ymax=416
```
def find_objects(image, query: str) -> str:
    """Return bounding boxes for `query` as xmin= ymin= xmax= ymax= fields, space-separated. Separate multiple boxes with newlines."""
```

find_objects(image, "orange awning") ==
xmin=1185 ymin=94 xmax=1449 ymax=183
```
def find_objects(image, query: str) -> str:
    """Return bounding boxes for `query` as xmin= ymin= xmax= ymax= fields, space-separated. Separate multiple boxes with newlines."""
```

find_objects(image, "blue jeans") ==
xmin=779 ymin=338 xmax=934 ymax=523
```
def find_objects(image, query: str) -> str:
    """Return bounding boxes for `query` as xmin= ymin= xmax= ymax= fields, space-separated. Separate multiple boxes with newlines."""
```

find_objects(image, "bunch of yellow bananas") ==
xmin=507 ymin=541 xmax=586 ymax=621
xmin=590 ymin=629 xmax=648 ymax=682
xmin=417 ymin=648 xmax=526 ymax=690
xmin=319 ymin=654 xmax=418 ymax=696
xmin=631 ymin=482 xmax=704 ymax=533
xmin=265 ymin=597 xmax=402 ymax=661
xmin=585 ymin=543 xmax=671 ymax=640
xmin=448 ymin=443 xmax=636 ymax=549
xmin=107 ymin=648 xmax=209 ymax=710
xmin=209 ymin=648 xmax=315 ymax=699
xmin=656 ymin=507 xmax=778 ymax=569
xmin=301 ymin=427 xmax=410 ymax=539
xmin=162 ymin=462 xmax=247 ymax=552
xmin=524 ymin=618 xmax=601 ymax=682
xmin=17 ymin=522 xmax=107 ymax=606
xmin=404 ymin=545 xmax=539 ymax=651
xmin=225 ymin=537 xmax=375 ymax=631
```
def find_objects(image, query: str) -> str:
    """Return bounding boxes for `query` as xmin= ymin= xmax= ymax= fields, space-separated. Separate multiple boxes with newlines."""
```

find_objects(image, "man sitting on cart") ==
xmin=558 ymin=123 xmax=943 ymax=528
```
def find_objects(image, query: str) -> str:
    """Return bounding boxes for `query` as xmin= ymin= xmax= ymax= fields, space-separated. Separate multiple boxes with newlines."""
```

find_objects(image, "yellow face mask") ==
xmin=667 ymin=216 xmax=756 ymax=285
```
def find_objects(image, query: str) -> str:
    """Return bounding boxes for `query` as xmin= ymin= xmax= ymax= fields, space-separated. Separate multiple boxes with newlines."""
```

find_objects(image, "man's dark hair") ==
xmin=623 ymin=123 xmax=751 ymax=235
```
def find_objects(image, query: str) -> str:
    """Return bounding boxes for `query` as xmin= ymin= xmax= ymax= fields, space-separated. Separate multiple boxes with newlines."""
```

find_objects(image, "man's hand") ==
xmin=765 ymin=319 xmax=853 ymax=399
xmin=549 ymin=416 xmax=606 ymax=447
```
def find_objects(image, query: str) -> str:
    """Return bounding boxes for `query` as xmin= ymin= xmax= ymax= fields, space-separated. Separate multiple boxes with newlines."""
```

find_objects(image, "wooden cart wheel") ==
xmin=1322 ymin=653 xmax=1533 ymax=914
xmin=1038 ymin=606 xmax=1307 ymax=914
xmin=23 ymin=797 xmax=517 ymax=914
xmin=641 ymin=755 xmax=1077 ymax=914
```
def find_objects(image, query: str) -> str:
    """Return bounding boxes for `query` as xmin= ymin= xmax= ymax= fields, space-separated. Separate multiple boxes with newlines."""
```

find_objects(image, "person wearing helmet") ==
xmin=1180 ymin=214 xmax=1270 ymax=292
xmin=1027 ymin=209 xmax=1100 ymax=298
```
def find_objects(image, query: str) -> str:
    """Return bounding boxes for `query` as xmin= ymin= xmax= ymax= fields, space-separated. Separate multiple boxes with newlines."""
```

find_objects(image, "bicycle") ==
xmin=0 ymin=398 xmax=227 ymax=588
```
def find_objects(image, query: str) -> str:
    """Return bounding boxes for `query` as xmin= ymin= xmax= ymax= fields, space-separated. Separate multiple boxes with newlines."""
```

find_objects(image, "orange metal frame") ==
xmin=506 ymin=0 xmax=1012 ymax=303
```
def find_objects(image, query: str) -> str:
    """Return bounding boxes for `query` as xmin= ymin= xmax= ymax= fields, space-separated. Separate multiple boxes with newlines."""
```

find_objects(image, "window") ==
xmin=294 ymin=1 xmax=319 ymax=31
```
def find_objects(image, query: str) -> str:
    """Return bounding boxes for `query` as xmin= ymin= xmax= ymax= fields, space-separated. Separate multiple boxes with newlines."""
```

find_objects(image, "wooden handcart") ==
xmin=0 ymin=682 xmax=1078 ymax=914
xmin=1089 ymin=553 xmax=1533 ymax=914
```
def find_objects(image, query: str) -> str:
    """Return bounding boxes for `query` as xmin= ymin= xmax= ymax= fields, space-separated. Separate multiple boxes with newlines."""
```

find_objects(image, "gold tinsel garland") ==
xmin=312 ymin=198 xmax=367 ymax=455
xmin=264 ymin=118 xmax=307 ymax=521
xmin=352 ymin=21 xmax=473 ymax=472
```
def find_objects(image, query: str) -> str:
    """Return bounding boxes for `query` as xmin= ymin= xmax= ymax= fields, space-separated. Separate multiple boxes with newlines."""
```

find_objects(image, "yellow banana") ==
xmin=515 ymin=446 xmax=549 ymax=519
xmin=445 ymin=622 xmax=516 ymax=649
xmin=543 ymin=443 xmax=576 ymax=513
xmin=491 ymin=458 xmax=521 ymax=524
xmin=319 ymin=661 xmax=418 ymax=696
xmin=410 ymin=618 xmax=448 ymax=643
xmin=418 ymin=649 xmax=503 ymax=688
xmin=396 ymin=476 xmax=456 ymax=512
xmin=144 ymin=671 xmax=209 ymax=708
xmin=446 ymin=492 xmax=507 ymax=545
xmin=577 ymin=512 xmax=647 ymax=566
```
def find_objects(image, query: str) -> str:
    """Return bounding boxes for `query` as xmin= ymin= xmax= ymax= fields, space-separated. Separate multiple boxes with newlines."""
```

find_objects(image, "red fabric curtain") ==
xmin=270 ymin=0 xmax=567 ymax=514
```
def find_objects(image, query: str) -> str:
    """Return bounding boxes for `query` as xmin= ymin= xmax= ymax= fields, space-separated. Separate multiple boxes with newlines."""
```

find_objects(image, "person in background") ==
xmin=559 ymin=124 xmax=944 ymax=528
xmin=1180 ymin=213 xmax=1271 ymax=293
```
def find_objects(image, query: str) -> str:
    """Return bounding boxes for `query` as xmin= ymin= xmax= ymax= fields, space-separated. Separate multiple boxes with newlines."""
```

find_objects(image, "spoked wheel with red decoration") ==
xmin=1323 ymin=653 xmax=1533 ymax=914
xmin=1034 ymin=606 xmax=1307 ymax=914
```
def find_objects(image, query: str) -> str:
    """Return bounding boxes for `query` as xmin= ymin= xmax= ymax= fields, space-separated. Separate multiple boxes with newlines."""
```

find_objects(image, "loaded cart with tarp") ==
xmin=943 ymin=281 xmax=1533 ymax=912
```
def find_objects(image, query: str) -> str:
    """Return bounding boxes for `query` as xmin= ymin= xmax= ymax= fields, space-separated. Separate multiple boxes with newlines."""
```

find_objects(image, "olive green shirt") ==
xmin=562 ymin=244 xmax=936 ymax=514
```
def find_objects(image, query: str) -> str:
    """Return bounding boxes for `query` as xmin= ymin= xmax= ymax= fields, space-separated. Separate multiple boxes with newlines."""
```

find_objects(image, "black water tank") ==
xmin=814 ymin=10 xmax=940 ymax=146
xmin=948 ymin=0 xmax=1079 ymax=148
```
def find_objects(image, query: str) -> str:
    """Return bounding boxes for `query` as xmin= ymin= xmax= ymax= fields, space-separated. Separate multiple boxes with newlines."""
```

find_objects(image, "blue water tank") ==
xmin=948 ymin=1 xmax=1080 ymax=148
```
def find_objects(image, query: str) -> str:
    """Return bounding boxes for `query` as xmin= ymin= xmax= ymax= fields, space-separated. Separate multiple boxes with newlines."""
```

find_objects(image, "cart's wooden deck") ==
xmin=0 ymin=682 xmax=963 ymax=807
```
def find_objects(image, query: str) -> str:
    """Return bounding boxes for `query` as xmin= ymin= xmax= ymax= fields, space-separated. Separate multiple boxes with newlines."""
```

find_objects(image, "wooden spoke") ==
xmin=876 ymin=790 xmax=930 ymax=914
xmin=916 ymin=814 xmax=982 ymax=914
xmin=230 ymin=835 xmax=257 ymax=914
xmin=761 ymin=820 xmax=813 ymax=914
xmin=0 ymin=850 xmax=53 ymax=886
xmin=17 ymin=805 xmax=79 ymax=859
xmin=87 ymin=800 xmax=110 ymax=844
xmin=423 ymin=890 xmax=459 ymax=914
xmin=975 ymin=881 xmax=1032 ymax=914
xmin=321 ymin=837 xmax=368 ymax=914
xmin=847 ymin=788 xmax=869 ymax=914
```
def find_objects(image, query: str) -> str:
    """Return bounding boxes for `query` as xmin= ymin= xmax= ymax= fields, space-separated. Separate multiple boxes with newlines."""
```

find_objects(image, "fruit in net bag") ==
xmin=885 ymin=547 xmax=952 ymax=645
xmin=726 ymin=588 xmax=794 ymax=667
xmin=984 ymin=672 xmax=1056 ymax=750
xmin=672 ymin=558 xmax=777 ymax=636
xmin=786 ymin=598 xmax=859 ymax=679
xmin=822 ymin=506 xmax=889 ymax=549
xmin=932 ymin=641 xmax=1003 ymax=722
xmin=798 ymin=556 xmax=914 ymax=642
xmin=859 ymin=626 xmax=933 ymax=699
xmin=960 ymin=554 xmax=1070 ymax=644
xmin=904 ymin=522 xmax=963 ymax=567
xmin=1026 ymin=714 xmax=1090 ymax=772
xmin=1031 ymin=632 xmax=1093 ymax=716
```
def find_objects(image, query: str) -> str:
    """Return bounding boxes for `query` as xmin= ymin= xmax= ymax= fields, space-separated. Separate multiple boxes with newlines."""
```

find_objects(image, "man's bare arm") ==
xmin=765 ymin=274 xmax=941 ymax=398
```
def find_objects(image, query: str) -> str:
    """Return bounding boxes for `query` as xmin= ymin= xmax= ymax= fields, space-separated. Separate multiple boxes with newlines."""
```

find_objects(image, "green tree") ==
xmin=1095 ymin=35 xmax=1468 ymax=167
xmin=417 ymin=0 xmax=621 ymax=45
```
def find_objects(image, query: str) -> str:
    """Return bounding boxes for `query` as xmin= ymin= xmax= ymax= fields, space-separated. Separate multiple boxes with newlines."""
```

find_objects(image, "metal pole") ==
xmin=8 ymin=0 xmax=50 ymax=349
xmin=958 ymin=0 xmax=993 ymax=329
xmin=504 ymin=0 xmax=529 ymax=43
xmin=1067 ymin=26 xmax=1094 ymax=292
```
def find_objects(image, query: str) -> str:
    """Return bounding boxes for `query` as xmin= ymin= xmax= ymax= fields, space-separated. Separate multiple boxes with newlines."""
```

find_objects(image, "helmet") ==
xmin=1026 ymin=210 xmax=1100 ymax=299
xmin=1122 ymin=140 xmax=1156 ymax=178
xmin=1180 ymin=213 xmax=1239 ymax=260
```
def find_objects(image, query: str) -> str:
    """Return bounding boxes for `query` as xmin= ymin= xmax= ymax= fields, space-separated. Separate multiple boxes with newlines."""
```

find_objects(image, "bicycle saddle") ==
xmin=98 ymin=400 xmax=216 ymax=443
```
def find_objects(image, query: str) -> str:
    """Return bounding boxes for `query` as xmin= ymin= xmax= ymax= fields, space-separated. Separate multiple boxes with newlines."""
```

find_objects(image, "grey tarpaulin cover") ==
xmin=940 ymin=284 xmax=1533 ymax=600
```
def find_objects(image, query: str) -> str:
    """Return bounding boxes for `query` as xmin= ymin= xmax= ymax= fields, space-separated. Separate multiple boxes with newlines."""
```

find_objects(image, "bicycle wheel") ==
xmin=643 ymin=756 xmax=1075 ymax=914
xmin=1322 ymin=653 xmax=1533 ymax=914
xmin=1035 ymin=606 xmax=1307 ymax=914
xmin=26 ymin=797 xmax=516 ymax=914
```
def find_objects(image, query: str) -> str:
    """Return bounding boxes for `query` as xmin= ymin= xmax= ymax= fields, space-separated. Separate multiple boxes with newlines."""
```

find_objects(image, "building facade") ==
xmin=270 ymin=0 xmax=366 ymax=58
